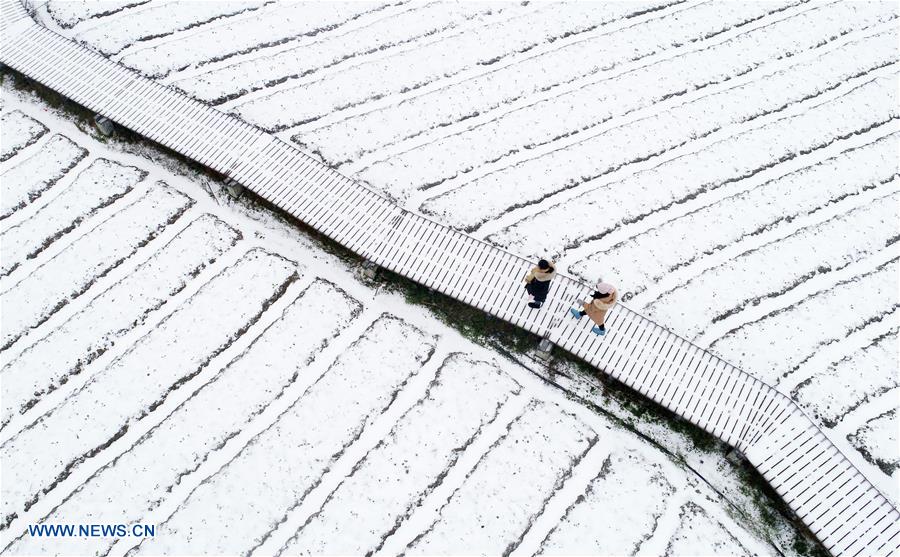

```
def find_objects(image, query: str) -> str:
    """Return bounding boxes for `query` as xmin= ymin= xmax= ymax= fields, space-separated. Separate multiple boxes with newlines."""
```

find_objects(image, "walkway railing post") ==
xmin=536 ymin=337 xmax=554 ymax=360
xmin=223 ymin=177 xmax=244 ymax=199
xmin=93 ymin=114 xmax=114 ymax=136
xmin=356 ymin=260 xmax=379 ymax=281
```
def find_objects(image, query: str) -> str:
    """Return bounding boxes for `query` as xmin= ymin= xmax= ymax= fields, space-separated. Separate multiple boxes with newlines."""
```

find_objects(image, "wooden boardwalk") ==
xmin=1 ymin=2 xmax=897 ymax=555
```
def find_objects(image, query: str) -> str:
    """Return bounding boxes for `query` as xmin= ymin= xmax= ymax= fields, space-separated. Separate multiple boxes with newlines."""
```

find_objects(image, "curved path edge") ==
xmin=1 ymin=2 xmax=896 ymax=555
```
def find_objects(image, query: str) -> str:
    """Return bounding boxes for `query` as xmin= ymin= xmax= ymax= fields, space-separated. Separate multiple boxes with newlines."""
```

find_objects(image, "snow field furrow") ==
xmin=628 ymin=489 xmax=692 ymax=556
xmin=74 ymin=1 xmax=272 ymax=56
xmin=406 ymin=400 xmax=597 ymax=556
xmin=308 ymin=0 xmax=804 ymax=167
xmin=506 ymin=438 xmax=613 ymax=557
xmin=709 ymin=259 xmax=899 ymax=387
xmin=485 ymin=25 xmax=899 ymax=250
xmin=537 ymin=449 xmax=675 ymax=556
xmin=234 ymin=2 xmax=659 ymax=132
xmin=425 ymin=35 xmax=899 ymax=233
xmin=0 ymin=248 xmax=298 ymax=531
xmin=0 ymin=109 xmax=48 ymax=162
xmin=362 ymin=0 xmax=851 ymax=197
xmin=282 ymin=0 xmax=687 ymax=148
xmin=643 ymin=190 xmax=900 ymax=339
xmin=692 ymin=215 xmax=900 ymax=351
xmin=0 ymin=213 xmax=239 ymax=431
xmin=45 ymin=0 xmax=151 ymax=29
xmin=5 ymin=279 xmax=362 ymax=556
xmin=572 ymin=133 xmax=898 ymax=302
xmin=775 ymin=304 xmax=899 ymax=397
xmin=0 ymin=183 xmax=194 ymax=352
xmin=0 ymin=133 xmax=88 ymax=220
xmin=129 ymin=315 xmax=436 ymax=555
xmin=791 ymin=332 xmax=899 ymax=429
xmin=179 ymin=2 xmax=506 ymax=105
xmin=499 ymin=72 xmax=899 ymax=271
xmin=117 ymin=2 xmax=396 ymax=78
xmin=663 ymin=502 xmax=751 ymax=556
xmin=0 ymin=158 xmax=147 ymax=277
xmin=277 ymin=354 xmax=521 ymax=556
xmin=847 ymin=409 xmax=898 ymax=478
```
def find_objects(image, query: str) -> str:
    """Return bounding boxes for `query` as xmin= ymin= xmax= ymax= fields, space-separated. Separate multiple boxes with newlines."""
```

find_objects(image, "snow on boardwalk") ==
xmin=2 ymin=1 xmax=899 ymax=555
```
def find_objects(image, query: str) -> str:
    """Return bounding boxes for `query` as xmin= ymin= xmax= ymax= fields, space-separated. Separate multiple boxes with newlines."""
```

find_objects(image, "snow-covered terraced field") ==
xmin=537 ymin=449 xmax=675 ymax=555
xmin=0 ymin=158 xmax=146 ymax=277
xmin=0 ymin=183 xmax=193 ymax=351
xmin=37 ymin=0 xmax=897 ymax=511
xmin=4 ymin=0 xmax=898 ymax=552
xmin=1 ymin=81 xmax=822 ymax=555
xmin=0 ymin=110 xmax=46 ymax=161
xmin=0 ymin=133 xmax=88 ymax=220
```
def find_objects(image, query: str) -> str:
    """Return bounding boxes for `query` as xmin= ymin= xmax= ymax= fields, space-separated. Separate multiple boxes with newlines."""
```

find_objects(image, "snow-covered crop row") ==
xmin=302 ymin=0 xmax=805 ymax=167
xmin=848 ymin=409 xmax=898 ymax=478
xmin=487 ymin=28 xmax=898 ymax=251
xmin=711 ymin=259 xmax=898 ymax=388
xmin=645 ymin=190 xmax=899 ymax=340
xmin=0 ymin=213 xmax=240 ymax=430
xmin=230 ymin=2 xmax=651 ymax=131
xmin=538 ymin=449 xmax=675 ymax=555
xmin=665 ymin=502 xmax=753 ymax=555
xmin=6 ymin=279 xmax=362 ymax=556
xmin=130 ymin=315 xmax=436 ymax=555
xmin=276 ymin=354 xmax=521 ymax=555
xmin=567 ymin=134 xmax=898 ymax=302
xmin=408 ymin=400 xmax=596 ymax=555
xmin=426 ymin=39 xmax=898 ymax=233
xmin=117 ymin=2 xmax=395 ymax=78
xmin=0 ymin=158 xmax=146 ymax=277
xmin=365 ymin=1 xmax=896 ymax=206
xmin=0 ymin=110 xmax=48 ymax=162
xmin=45 ymin=0 xmax=150 ymax=29
xmin=792 ymin=331 xmax=898 ymax=428
xmin=0 ymin=133 xmax=88 ymax=220
xmin=0 ymin=249 xmax=297 ymax=529
xmin=0 ymin=184 xmax=193 ymax=352
xmin=175 ymin=2 xmax=508 ymax=105
xmin=72 ymin=1 xmax=269 ymax=56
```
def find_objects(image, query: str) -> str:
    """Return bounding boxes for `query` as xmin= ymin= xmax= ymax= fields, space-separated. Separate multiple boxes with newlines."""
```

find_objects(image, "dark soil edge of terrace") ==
xmin=0 ymin=65 xmax=829 ymax=557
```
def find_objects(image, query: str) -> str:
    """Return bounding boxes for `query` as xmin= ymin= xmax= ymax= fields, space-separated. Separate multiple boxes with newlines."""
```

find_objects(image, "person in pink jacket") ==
xmin=570 ymin=281 xmax=618 ymax=336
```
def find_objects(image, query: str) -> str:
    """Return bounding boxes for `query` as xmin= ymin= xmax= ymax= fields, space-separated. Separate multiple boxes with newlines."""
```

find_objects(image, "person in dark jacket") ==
xmin=570 ymin=281 xmax=618 ymax=335
xmin=524 ymin=259 xmax=556 ymax=309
